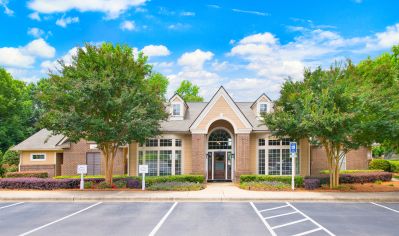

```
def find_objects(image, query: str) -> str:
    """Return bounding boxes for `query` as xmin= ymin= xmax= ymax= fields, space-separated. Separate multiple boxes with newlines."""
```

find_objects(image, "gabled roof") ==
xmin=169 ymin=93 xmax=188 ymax=109
xmin=189 ymin=86 xmax=253 ymax=133
xmin=250 ymin=93 xmax=273 ymax=108
xmin=11 ymin=129 xmax=65 ymax=151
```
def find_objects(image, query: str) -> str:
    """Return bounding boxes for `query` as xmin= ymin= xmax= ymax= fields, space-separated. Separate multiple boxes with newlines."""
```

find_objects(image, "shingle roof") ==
xmin=11 ymin=129 xmax=65 ymax=151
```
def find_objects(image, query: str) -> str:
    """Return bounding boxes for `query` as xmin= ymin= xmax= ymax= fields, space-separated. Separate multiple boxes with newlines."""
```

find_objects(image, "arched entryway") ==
xmin=206 ymin=120 xmax=235 ymax=181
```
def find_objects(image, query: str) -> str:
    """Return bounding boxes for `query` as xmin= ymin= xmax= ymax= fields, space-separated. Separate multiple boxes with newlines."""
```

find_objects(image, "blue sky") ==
xmin=1 ymin=0 xmax=399 ymax=100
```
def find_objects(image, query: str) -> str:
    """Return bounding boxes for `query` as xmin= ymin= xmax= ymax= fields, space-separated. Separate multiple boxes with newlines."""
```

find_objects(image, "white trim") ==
xmin=30 ymin=153 xmax=46 ymax=161
xmin=190 ymin=87 xmax=252 ymax=133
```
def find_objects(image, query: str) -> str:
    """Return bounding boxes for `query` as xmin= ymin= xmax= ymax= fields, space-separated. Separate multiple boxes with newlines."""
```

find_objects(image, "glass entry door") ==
xmin=207 ymin=151 xmax=233 ymax=181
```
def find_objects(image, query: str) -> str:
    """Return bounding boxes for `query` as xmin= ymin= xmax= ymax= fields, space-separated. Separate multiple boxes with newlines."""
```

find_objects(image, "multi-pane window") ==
xmin=145 ymin=139 xmax=158 ymax=147
xmin=175 ymin=150 xmax=182 ymax=175
xmin=208 ymin=129 xmax=232 ymax=149
xmin=259 ymin=103 xmax=268 ymax=114
xmin=31 ymin=154 xmax=46 ymax=160
xmin=145 ymin=151 xmax=158 ymax=176
xmin=172 ymin=104 xmax=181 ymax=116
xmin=268 ymin=139 xmax=280 ymax=146
xmin=258 ymin=149 xmax=266 ymax=174
xmin=258 ymin=138 xmax=300 ymax=175
xmin=175 ymin=139 xmax=182 ymax=147
xmin=138 ymin=138 xmax=183 ymax=176
xmin=268 ymin=149 xmax=281 ymax=175
xmin=159 ymin=150 xmax=172 ymax=176
xmin=160 ymin=139 xmax=172 ymax=147
xmin=258 ymin=139 xmax=265 ymax=146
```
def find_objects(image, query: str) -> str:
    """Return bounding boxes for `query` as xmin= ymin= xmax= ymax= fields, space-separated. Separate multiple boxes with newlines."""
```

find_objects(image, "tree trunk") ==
xmin=323 ymin=141 xmax=341 ymax=189
xmin=101 ymin=143 xmax=118 ymax=186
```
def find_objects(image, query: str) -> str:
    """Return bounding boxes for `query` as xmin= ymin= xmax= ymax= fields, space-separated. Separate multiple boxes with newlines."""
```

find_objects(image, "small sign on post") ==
xmin=289 ymin=142 xmax=297 ymax=191
xmin=77 ymin=165 xmax=87 ymax=190
xmin=139 ymin=165 xmax=149 ymax=190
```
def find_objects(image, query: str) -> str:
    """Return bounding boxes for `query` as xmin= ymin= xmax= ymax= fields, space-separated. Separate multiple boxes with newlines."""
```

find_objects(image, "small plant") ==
xmin=374 ymin=180 xmax=382 ymax=185
xmin=369 ymin=159 xmax=391 ymax=172
xmin=6 ymin=166 xmax=18 ymax=173
xmin=114 ymin=179 xmax=127 ymax=188
xmin=97 ymin=181 xmax=111 ymax=189
xmin=84 ymin=181 xmax=93 ymax=189
xmin=388 ymin=184 xmax=394 ymax=187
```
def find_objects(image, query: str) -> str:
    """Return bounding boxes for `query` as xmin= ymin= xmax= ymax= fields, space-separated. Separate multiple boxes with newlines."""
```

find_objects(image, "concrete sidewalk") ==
xmin=1 ymin=183 xmax=398 ymax=202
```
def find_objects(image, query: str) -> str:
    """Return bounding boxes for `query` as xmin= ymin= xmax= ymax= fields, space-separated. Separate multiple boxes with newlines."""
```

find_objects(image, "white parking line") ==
xmin=292 ymin=227 xmax=322 ymax=236
xmin=0 ymin=202 xmax=24 ymax=210
xmin=286 ymin=202 xmax=335 ymax=236
xmin=264 ymin=211 xmax=298 ymax=220
xmin=259 ymin=204 xmax=289 ymax=212
xmin=149 ymin=202 xmax=178 ymax=236
xmin=250 ymin=202 xmax=277 ymax=236
xmin=18 ymin=202 xmax=102 ymax=236
xmin=271 ymin=218 xmax=308 ymax=230
xmin=371 ymin=202 xmax=399 ymax=213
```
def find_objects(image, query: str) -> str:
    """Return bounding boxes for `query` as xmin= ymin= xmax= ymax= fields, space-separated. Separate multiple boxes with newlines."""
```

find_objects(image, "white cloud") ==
xmin=120 ymin=20 xmax=136 ymax=31
xmin=0 ymin=48 xmax=35 ymax=68
xmin=232 ymin=8 xmax=268 ymax=16
xmin=180 ymin=11 xmax=195 ymax=16
xmin=56 ymin=16 xmax=79 ymax=27
xmin=27 ymin=27 xmax=45 ymax=38
xmin=0 ymin=0 xmax=13 ymax=16
xmin=28 ymin=11 xmax=41 ymax=21
xmin=28 ymin=0 xmax=147 ymax=19
xmin=239 ymin=32 xmax=277 ymax=45
xmin=25 ymin=38 xmax=56 ymax=58
xmin=142 ymin=45 xmax=170 ymax=57
xmin=168 ymin=23 xmax=190 ymax=30
xmin=372 ymin=23 xmax=399 ymax=49
xmin=178 ymin=49 xmax=214 ymax=70
xmin=225 ymin=78 xmax=281 ymax=100
xmin=41 ymin=47 xmax=78 ymax=73
xmin=0 ymin=39 xmax=55 ymax=68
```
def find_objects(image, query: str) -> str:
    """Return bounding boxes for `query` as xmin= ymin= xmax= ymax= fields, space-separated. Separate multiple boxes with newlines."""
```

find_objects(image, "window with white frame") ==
xmin=31 ymin=153 xmax=46 ymax=161
xmin=257 ymin=138 xmax=300 ymax=175
xmin=138 ymin=137 xmax=183 ymax=176
xmin=172 ymin=103 xmax=181 ymax=116
xmin=259 ymin=103 xmax=268 ymax=115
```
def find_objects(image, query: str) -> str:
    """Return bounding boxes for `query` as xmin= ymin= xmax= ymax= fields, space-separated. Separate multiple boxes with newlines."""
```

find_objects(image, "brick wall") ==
xmin=235 ymin=133 xmax=251 ymax=178
xmin=20 ymin=164 xmax=56 ymax=177
xmin=62 ymin=139 xmax=125 ymax=176
xmin=191 ymin=134 xmax=206 ymax=175
xmin=310 ymin=146 xmax=369 ymax=175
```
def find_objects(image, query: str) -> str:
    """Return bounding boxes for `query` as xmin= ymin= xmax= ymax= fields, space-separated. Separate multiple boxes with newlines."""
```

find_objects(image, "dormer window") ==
xmin=259 ymin=103 xmax=268 ymax=115
xmin=172 ymin=103 xmax=181 ymax=116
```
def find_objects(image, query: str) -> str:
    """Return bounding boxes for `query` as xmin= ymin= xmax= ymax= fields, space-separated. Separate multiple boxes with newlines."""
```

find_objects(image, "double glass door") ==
xmin=207 ymin=151 xmax=233 ymax=181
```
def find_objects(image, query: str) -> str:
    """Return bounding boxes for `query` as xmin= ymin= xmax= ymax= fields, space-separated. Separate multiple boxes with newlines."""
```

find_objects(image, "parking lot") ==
xmin=0 ymin=201 xmax=398 ymax=236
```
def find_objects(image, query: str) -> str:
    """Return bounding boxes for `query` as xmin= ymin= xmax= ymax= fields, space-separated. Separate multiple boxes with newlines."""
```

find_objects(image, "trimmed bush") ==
xmin=240 ymin=181 xmax=291 ymax=191
xmin=147 ymin=181 xmax=204 ymax=191
xmin=145 ymin=175 xmax=205 ymax=186
xmin=114 ymin=179 xmax=127 ymax=188
xmin=6 ymin=171 xmax=48 ymax=178
xmin=369 ymin=159 xmax=391 ymax=172
xmin=304 ymin=178 xmax=320 ymax=190
xmin=126 ymin=178 xmax=140 ymax=189
xmin=240 ymin=175 xmax=303 ymax=188
xmin=6 ymin=166 xmax=18 ymax=173
xmin=388 ymin=161 xmax=399 ymax=173
xmin=306 ymin=172 xmax=392 ymax=185
xmin=0 ymin=165 xmax=5 ymax=177
xmin=320 ymin=169 xmax=384 ymax=174
xmin=0 ymin=178 xmax=80 ymax=190
xmin=2 ymin=150 xmax=19 ymax=166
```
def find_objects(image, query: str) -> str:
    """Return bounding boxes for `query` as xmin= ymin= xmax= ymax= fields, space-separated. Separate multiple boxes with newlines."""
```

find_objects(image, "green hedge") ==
xmin=369 ymin=159 xmax=391 ymax=172
xmin=6 ymin=171 xmax=48 ymax=178
xmin=388 ymin=161 xmax=399 ymax=173
xmin=240 ymin=175 xmax=303 ymax=187
xmin=320 ymin=169 xmax=384 ymax=174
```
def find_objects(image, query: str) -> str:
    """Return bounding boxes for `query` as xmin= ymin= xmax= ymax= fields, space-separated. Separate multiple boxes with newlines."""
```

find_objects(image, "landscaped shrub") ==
xmin=0 ymin=165 xmax=5 ymax=177
xmin=240 ymin=175 xmax=303 ymax=187
xmin=388 ymin=161 xmax=399 ymax=173
xmin=304 ymin=178 xmax=321 ymax=190
xmin=84 ymin=181 xmax=93 ymax=189
xmin=0 ymin=178 xmax=80 ymax=190
xmin=2 ymin=150 xmax=19 ymax=166
xmin=97 ymin=181 xmax=111 ymax=189
xmin=6 ymin=171 xmax=48 ymax=178
xmin=369 ymin=159 xmax=391 ymax=172
xmin=126 ymin=178 xmax=140 ymax=189
xmin=240 ymin=181 xmax=291 ymax=191
xmin=6 ymin=166 xmax=18 ymax=173
xmin=145 ymin=175 xmax=205 ymax=186
xmin=114 ymin=179 xmax=127 ymax=188
xmin=306 ymin=172 xmax=392 ymax=185
xmin=147 ymin=181 xmax=204 ymax=191
xmin=319 ymin=169 xmax=384 ymax=174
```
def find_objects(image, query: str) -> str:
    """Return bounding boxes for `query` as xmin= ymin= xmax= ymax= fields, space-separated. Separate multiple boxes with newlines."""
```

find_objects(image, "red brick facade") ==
xmin=235 ymin=134 xmax=251 ymax=178
xmin=191 ymin=134 xmax=206 ymax=175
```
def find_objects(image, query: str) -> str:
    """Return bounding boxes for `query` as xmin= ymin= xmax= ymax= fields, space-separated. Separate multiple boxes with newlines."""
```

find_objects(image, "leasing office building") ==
xmin=12 ymin=87 xmax=370 ymax=180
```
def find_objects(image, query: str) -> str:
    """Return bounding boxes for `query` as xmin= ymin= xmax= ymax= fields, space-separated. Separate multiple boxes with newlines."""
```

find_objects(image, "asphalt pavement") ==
xmin=0 ymin=201 xmax=398 ymax=236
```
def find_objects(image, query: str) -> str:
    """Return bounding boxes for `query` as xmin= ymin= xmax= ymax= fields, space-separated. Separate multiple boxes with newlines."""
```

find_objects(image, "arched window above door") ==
xmin=208 ymin=129 xmax=232 ymax=150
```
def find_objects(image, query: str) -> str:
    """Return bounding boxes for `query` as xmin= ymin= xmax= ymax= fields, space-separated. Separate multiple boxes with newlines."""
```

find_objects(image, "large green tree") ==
xmin=0 ymin=68 xmax=35 ymax=152
xmin=175 ymin=80 xmax=204 ymax=102
xmin=263 ymin=63 xmax=371 ymax=188
xmin=39 ymin=43 xmax=168 ymax=184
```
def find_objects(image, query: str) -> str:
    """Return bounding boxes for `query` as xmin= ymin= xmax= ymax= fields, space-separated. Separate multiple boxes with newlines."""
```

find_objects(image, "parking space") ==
xmin=0 ymin=201 xmax=398 ymax=236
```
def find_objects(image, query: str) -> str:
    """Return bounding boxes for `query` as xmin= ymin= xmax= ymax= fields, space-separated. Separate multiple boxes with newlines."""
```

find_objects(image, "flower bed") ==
xmin=240 ymin=175 xmax=303 ymax=187
xmin=306 ymin=172 xmax=392 ymax=186
xmin=147 ymin=181 xmax=204 ymax=191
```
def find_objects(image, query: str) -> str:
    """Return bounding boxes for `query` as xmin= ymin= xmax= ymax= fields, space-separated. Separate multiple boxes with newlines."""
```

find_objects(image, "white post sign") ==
xmin=77 ymin=165 xmax=87 ymax=190
xmin=290 ymin=142 xmax=297 ymax=191
xmin=139 ymin=165 xmax=149 ymax=190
